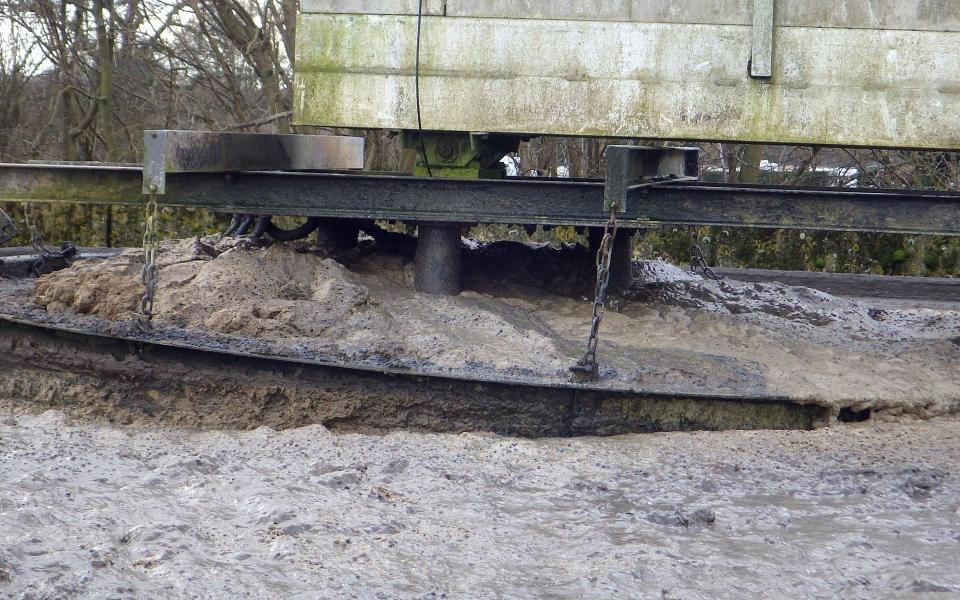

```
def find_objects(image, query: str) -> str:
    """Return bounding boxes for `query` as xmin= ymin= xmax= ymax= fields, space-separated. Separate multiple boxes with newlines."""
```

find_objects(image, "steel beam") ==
xmin=143 ymin=130 xmax=364 ymax=193
xmin=0 ymin=164 xmax=143 ymax=205
xmin=1 ymin=163 xmax=959 ymax=236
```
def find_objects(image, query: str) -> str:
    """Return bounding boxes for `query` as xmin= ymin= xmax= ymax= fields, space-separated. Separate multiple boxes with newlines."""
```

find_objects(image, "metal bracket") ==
xmin=751 ymin=0 xmax=775 ymax=78
xmin=142 ymin=130 xmax=365 ymax=195
xmin=604 ymin=146 xmax=699 ymax=213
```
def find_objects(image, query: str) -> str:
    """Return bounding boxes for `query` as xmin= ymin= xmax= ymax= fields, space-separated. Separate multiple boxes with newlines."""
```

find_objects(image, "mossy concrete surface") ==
xmin=294 ymin=14 xmax=960 ymax=149
xmin=303 ymin=0 xmax=960 ymax=31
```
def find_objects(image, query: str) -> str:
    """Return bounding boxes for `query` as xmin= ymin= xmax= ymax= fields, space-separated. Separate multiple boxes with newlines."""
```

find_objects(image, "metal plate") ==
xmin=143 ymin=130 xmax=364 ymax=194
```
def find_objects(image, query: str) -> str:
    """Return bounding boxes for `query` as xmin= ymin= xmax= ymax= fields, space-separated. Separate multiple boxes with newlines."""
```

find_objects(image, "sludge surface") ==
xmin=1 ymin=236 xmax=959 ymax=598
xmin=0 ymin=411 xmax=957 ymax=599
xmin=16 ymin=234 xmax=960 ymax=419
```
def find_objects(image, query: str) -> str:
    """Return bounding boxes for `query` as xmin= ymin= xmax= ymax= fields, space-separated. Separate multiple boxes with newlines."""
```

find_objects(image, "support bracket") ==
xmin=143 ymin=130 xmax=365 ymax=194
xmin=604 ymin=146 xmax=699 ymax=213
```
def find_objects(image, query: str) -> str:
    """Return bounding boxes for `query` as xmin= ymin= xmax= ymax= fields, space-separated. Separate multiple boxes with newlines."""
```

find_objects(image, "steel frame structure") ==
xmin=2 ymin=163 xmax=958 ymax=235
xmin=1 ymin=131 xmax=959 ymax=294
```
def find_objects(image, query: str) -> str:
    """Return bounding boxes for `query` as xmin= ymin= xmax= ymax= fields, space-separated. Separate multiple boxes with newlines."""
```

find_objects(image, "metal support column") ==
xmin=415 ymin=224 xmax=462 ymax=295
xmin=315 ymin=219 xmax=361 ymax=252
xmin=609 ymin=231 xmax=634 ymax=292
xmin=598 ymin=145 xmax=700 ymax=292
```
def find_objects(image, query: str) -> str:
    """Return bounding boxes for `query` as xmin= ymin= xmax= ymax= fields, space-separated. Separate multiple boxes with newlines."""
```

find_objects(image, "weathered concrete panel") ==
xmin=628 ymin=0 xmax=752 ymax=26
xmin=446 ymin=1 xmax=631 ymax=22
xmin=301 ymin=0 xmax=444 ymax=15
xmin=628 ymin=0 xmax=960 ymax=31
xmin=313 ymin=0 xmax=960 ymax=31
xmin=294 ymin=14 xmax=960 ymax=149
xmin=775 ymin=0 xmax=960 ymax=31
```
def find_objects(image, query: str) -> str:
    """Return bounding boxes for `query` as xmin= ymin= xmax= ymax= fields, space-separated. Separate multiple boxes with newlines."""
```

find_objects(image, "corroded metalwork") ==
xmin=2 ymin=162 xmax=959 ymax=236
xmin=571 ymin=203 xmax=620 ymax=382
xmin=136 ymin=187 xmax=161 ymax=331
xmin=143 ymin=130 xmax=364 ymax=194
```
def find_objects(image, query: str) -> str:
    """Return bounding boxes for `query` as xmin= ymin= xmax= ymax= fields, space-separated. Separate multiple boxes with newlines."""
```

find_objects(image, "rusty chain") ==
xmin=570 ymin=201 xmax=620 ymax=382
xmin=690 ymin=244 xmax=724 ymax=281
xmin=0 ymin=207 xmax=17 ymax=246
xmin=19 ymin=203 xmax=77 ymax=276
xmin=22 ymin=203 xmax=46 ymax=271
xmin=136 ymin=186 xmax=160 ymax=332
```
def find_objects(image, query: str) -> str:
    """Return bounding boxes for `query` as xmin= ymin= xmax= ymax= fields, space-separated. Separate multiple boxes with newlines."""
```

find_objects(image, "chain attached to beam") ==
xmin=0 ymin=207 xmax=17 ymax=246
xmin=570 ymin=202 xmax=620 ymax=382
xmin=136 ymin=186 xmax=160 ymax=332
xmin=690 ymin=244 xmax=724 ymax=281
xmin=20 ymin=203 xmax=75 ymax=276
xmin=22 ymin=203 xmax=46 ymax=275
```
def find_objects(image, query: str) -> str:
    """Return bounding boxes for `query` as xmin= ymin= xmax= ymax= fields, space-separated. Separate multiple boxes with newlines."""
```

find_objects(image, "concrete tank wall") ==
xmin=294 ymin=1 xmax=960 ymax=149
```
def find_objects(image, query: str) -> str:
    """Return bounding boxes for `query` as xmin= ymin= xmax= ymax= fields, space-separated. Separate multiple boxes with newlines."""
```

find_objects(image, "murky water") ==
xmin=1 ymin=412 xmax=958 ymax=599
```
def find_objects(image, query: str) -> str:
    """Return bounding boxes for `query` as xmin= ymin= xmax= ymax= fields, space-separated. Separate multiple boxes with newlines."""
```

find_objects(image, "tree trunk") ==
xmin=93 ymin=0 xmax=119 ymax=162
xmin=722 ymin=143 xmax=765 ymax=184
xmin=207 ymin=0 xmax=291 ymax=133
xmin=93 ymin=0 xmax=119 ymax=246
xmin=738 ymin=144 xmax=765 ymax=184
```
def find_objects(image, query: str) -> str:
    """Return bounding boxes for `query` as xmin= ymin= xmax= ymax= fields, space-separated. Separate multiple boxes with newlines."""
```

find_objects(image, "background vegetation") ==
xmin=1 ymin=1 xmax=957 ymax=276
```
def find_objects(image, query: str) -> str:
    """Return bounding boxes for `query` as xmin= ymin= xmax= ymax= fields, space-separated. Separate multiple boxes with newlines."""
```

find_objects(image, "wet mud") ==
xmin=0 ymin=317 xmax=826 ymax=436
xmin=7 ymin=233 xmax=956 ymax=422
xmin=0 ymin=411 xmax=957 ymax=599
xmin=1 ymin=236 xmax=958 ymax=598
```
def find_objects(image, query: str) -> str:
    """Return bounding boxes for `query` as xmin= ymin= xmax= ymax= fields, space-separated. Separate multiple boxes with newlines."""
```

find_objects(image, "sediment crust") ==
xmin=0 ymin=235 xmax=957 ymax=430
xmin=0 ymin=318 xmax=826 ymax=436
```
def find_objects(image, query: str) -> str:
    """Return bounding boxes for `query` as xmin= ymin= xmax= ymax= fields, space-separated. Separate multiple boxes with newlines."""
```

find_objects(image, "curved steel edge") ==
xmin=0 ymin=314 xmax=829 ymax=436
xmin=0 ymin=312 xmax=799 ymax=404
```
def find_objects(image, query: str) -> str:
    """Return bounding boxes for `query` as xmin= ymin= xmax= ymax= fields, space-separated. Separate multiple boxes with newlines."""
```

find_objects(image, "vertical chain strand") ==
xmin=22 ymin=203 xmax=48 ymax=276
xmin=0 ymin=207 xmax=17 ymax=246
xmin=570 ymin=202 xmax=619 ymax=382
xmin=136 ymin=187 xmax=161 ymax=331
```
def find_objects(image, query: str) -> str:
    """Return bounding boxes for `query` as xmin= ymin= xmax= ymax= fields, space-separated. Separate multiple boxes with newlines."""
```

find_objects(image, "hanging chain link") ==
xmin=23 ymin=203 xmax=52 ymax=276
xmin=136 ymin=186 xmax=161 ymax=332
xmin=690 ymin=243 xmax=724 ymax=281
xmin=570 ymin=202 xmax=620 ymax=382
xmin=0 ymin=207 xmax=17 ymax=246
xmin=569 ymin=174 xmax=699 ymax=382
xmin=19 ymin=203 xmax=76 ymax=276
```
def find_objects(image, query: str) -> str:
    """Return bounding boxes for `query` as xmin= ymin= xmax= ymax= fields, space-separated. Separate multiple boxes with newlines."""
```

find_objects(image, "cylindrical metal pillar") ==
xmin=609 ymin=231 xmax=635 ymax=293
xmin=415 ymin=224 xmax=462 ymax=295
xmin=315 ymin=219 xmax=361 ymax=252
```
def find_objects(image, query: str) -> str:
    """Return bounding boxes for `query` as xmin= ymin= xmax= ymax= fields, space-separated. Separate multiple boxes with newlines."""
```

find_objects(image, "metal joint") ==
xmin=604 ymin=146 xmax=699 ymax=213
xmin=143 ymin=130 xmax=365 ymax=195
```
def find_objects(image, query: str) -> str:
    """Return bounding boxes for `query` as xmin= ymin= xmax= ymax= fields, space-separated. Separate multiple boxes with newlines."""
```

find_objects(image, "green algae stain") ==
xmin=294 ymin=14 xmax=960 ymax=149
